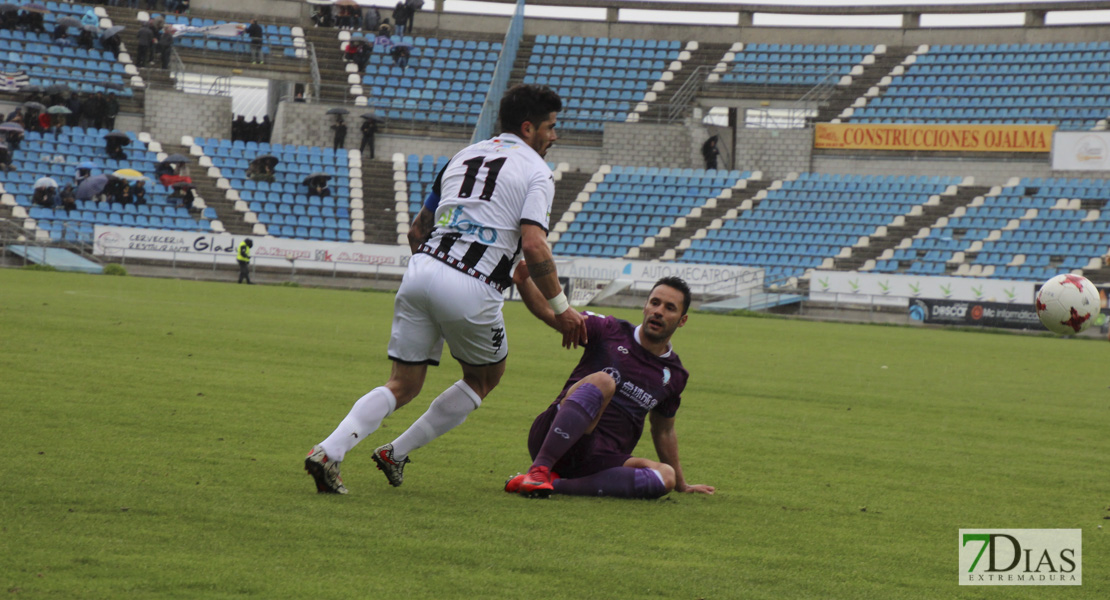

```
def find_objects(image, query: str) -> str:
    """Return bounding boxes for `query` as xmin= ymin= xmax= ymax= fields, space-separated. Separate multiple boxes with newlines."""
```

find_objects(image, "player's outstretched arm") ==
xmin=407 ymin=207 xmax=435 ymax=255
xmin=512 ymin=259 xmax=559 ymax=330
xmin=520 ymin=224 xmax=587 ymax=348
xmin=649 ymin=411 xmax=715 ymax=495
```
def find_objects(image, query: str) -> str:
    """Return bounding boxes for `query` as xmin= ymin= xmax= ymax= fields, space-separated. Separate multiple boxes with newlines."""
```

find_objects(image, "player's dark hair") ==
xmin=498 ymin=84 xmax=562 ymax=137
xmin=653 ymin=276 xmax=691 ymax=315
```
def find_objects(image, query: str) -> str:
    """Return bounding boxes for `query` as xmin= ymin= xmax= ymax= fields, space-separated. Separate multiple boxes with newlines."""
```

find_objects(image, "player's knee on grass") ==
xmin=656 ymin=463 xmax=676 ymax=492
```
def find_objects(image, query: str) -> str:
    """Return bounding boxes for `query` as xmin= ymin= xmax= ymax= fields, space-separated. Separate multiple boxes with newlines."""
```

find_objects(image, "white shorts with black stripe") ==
xmin=387 ymin=253 xmax=508 ymax=367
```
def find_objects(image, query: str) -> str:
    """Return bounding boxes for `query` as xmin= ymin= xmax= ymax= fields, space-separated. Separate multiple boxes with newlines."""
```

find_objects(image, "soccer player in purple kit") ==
xmin=505 ymin=264 xmax=716 ymax=499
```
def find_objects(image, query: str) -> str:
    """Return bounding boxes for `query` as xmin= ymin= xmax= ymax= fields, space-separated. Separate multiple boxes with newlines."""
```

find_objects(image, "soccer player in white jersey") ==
xmin=305 ymin=84 xmax=587 ymax=494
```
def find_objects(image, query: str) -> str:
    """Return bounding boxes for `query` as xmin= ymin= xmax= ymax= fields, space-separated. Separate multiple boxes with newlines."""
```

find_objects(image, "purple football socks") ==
xmin=553 ymin=467 xmax=669 ymax=499
xmin=532 ymin=383 xmax=605 ymax=470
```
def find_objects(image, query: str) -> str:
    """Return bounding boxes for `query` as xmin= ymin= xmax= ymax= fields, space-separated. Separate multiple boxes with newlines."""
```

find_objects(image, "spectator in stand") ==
xmin=86 ymin=92 xmax=106 ymax=129
xmin=701 ymin=136 xmax=719 ymax=171
xmin=105 ymin=93 xmax=119 ymax=130
xmin=247 ymin=157 xmax=275 ymax=183
xmin=363 ymin=6 xmax=380 ymax=32
xmin=403 ymin=0 xmax=421 ymax=34
xmin=5 ymin=118 xmax=24 ymax=151
xmin=311 ymin=5 xmax=334 ymax=28
xmin=65 ymin=93 xmax=81 ymax=127
xmin=103 ymin=31 xmax=122 ymax=59
xmin=0 ymin=144 xmax=14 ymax=172
xmin=390 ymin=44 xmax=410 ymax=70
xmin=392 ymin=1 xmax=408 ymax=35
xmin=47 ymin=113 xmax=64 ymax=138
xmin=158 ymin=25 xmax=175 ymax=69
xmin=136 ymin=22 xmax=154 ymax=67
xmin=360 ymin=115 xmax=377 ymax=158
xmin=260 ymin=115 xmax=273 ymax=142
xmin=76 ymin=27 xmax=94 ymax=51
xmin=37 ymin=110 xmax=51 ymax=134
xmin=170 ymin=183 xmax=196 ymax=211
xmin=80 ymin=9 xmax=98 ymax=29
xmin=22 ymin=9 xmax=46 ymax=33
xmin=231 ymin=115 xmax=246 ymax=141
xmin=377 ymin=18 xmax=393 ymax=40
xmin=245 ymin=19 xmax=264 ymax=64
xmin=52 ymin=23 xmax=73 ymax=46
xmin=176 ymin=0 xmax=190 ymax=14
xmin=354 ymin=40 xmax=372 ymax=72
xmin=332 ymin=116 xmax=346 ymax=151
xmin=32 ymin=183 xmax=57 ymax=208
xmin=343 ymin=38 xmax=360 ymax=64
xmin=75 ymin=166 xmax=92 ymax=186
xmin=105 ymin=136 xmax=128 ymax=161
xmin=59 ymin=185 xmax=76 ymax=213
xmin=104 ymin=177 xmax=128 ymax=204
xmin=131 ymin=180 xmax=147 ymax=205
xmin=305 ymin=174 xmax=331 ymax=197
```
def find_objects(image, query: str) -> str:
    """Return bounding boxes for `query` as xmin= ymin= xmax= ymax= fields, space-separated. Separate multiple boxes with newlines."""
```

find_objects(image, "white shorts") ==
xmin=387 ymin=253 xmax=508 ymax=367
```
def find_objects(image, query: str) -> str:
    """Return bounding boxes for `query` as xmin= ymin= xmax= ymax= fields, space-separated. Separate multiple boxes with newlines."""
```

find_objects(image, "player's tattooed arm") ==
xmin=528 ymin=258 xmax=556 ymax=279
xmin=407 ymin=208 xmax=435 ymax=255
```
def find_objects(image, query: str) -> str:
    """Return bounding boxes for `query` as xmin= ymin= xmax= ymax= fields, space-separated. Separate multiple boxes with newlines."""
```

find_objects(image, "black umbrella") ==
xmin=75 ymin=174 xmax=118 ymax=201
xmin=302 ymin=172 xmax=330 ymax=185
xmin=57 ymin=16 xmax=82 ymax=29
xmin=251 ymin=154 xmax=279 ymax=168
xmin=21 ymin=84 xmax=44 ymax=93
xmin=162 ymin=154 xmax=189 ymax=164
xmin=0 ymin=4 xmax=18 ymax=14
xmin=21 ymin=101 xmax=45 ymax=112
xmin=104 ymin=131 xmax=131 ymax=144
xmin=360 ymin=112 xmax=385 ymax=122
xmin=20 ymin=2 xmax=50 ymax=13
xmin=100 ymin=25 xmax=125 ymax=41
xmin=171 ymin=182 xmax=196 ymax=190
xmin=0 ymin=122 xmax=24 ymax=133
xmin=45 ymin=83 xmax=69 ymax=95
xmin=326 ymin=107 xmax=349 ymax=116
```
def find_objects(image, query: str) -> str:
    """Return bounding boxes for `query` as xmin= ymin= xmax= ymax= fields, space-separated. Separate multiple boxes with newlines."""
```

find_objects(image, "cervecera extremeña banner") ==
xmin=814 ymin=123 xmax=1055 ymax=152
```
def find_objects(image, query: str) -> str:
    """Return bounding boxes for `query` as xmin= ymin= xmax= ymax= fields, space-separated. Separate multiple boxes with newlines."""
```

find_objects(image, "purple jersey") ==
xmin=552 ymin=313 xmax=688 ymax=456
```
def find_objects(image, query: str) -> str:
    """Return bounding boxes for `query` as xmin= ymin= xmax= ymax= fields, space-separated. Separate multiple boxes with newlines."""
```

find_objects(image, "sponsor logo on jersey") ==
xmin=662 ymin=367 xmax=671 ymax=385
xmin=436 ymin=206 xmax=499 ymax=243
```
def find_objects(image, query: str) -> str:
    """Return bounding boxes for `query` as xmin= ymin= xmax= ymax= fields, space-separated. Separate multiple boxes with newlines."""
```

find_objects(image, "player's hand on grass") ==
xmin=554 ymin=306 xmax=588 ymax=349
xmin=680 ymin=483 xmax=715 ymax=495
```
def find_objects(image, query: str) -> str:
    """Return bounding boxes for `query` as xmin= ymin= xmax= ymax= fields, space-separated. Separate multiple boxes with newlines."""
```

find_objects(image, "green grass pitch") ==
xmin=1 ymin=269 xmax=1106 ymax=598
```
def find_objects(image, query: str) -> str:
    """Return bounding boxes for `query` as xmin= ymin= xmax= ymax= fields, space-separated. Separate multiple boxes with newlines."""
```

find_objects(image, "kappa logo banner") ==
xmin=815 ymin=123 xmax=1055 ymax=152
xmin=959 ymin=529 xmax=1081 ymax=586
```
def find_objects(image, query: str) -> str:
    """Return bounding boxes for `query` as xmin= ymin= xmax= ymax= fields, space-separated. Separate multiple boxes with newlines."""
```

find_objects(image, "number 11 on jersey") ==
xmin=458 ymin=156 xmax=508 ymax=201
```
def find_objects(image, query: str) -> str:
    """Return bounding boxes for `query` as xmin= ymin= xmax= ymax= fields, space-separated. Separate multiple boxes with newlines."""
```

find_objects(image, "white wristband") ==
xmin=547 ymin=291 xmax=571 ymax=315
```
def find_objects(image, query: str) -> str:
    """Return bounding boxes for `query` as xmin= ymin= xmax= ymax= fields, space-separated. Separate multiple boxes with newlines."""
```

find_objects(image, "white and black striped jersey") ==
xmin=418 ymin=133 xmax=555 ymax=291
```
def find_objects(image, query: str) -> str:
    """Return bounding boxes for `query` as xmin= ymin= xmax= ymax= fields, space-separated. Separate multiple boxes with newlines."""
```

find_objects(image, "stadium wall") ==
xmin=143 ymin=88 xmax=232 ymax=149
xmin=734 ymin=128 xmax=812 ymax=180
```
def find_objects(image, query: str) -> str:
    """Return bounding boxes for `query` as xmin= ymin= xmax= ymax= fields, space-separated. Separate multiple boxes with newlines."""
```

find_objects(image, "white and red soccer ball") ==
xmin=1034 ymin=274 xmax=1100 ymax=335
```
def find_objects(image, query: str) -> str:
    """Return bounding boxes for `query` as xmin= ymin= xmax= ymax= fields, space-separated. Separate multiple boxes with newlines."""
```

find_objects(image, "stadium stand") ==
xmin=9 ymin=127 xmax=210 ymax=241
xmin=195 ymin=138 xmax=353 ymax=242
xmin=719 ymin=43 xmax=875 ymax=87
xmin=360 ymin=36 xmax=501 ymax=127
xmin=522 ymin=35 xmax=683 ymax=130
xmin=852 ymin=42 xmax=1110 ymax=130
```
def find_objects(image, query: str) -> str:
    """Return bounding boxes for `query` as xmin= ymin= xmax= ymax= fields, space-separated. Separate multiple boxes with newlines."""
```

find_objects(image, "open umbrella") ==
xmin=360 ymin=112 xmax=385 ymax=122
xmin=0 ymin=122 xmax=24 ymax=133
xmin=335 ymin=0 xmax=359 ymax=6
xmin=326 ymin=107 xmax=349 ymax=116
xmin=112 ymin=169 xmax=146 ymax=181
xmin=21 ymin=84 xmax=44 ymax=93
xmin=0 ymin=4 xmax=18 ymax=14
xmin=251 ymin=154 xmax=279 ymax=168
xmin=46 ymin=105 xmax=71 ymax=115
xmin=104 ymin=131 xmax=131 ymax=144
xmin=45 ymin=83 xmax=70 ymax=95
xmin=302 ymin=172 xmax=330 ymax=185
xmin=100 ymin=25 xmax=125 ymax=41
xmin=21 ymin=101 xmax=45 ymax=112
xmin=77 ymin=160 xmax=97 ymax=170
xmin=34 ymin=176 xmax=58 ymax=190
xmin=57 ymin=16 xmax=82 ymax=29
xmin=74 ymin=174 xmax=117 ymax=201
xmin=19 ymin=2 xmax=51 ymax=13
xmin=162 ymin=154 xmax=189 ymax=164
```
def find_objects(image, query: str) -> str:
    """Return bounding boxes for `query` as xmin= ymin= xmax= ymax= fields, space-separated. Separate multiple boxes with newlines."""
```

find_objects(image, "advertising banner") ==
xmin=909 ymin=298 xmax=1044 ymax=330
xmin=809 ymin=271 xmax=1035 ymax=306
xmin=93 ymin=226 xmax=411 ymax=275
xmin=1051 ymin=131 xmax=1110 ymax=171
xmin=555 ymin=257 xmax=763 ymax=294
xmin=815 ymin=123 xmax=1055 ymax=153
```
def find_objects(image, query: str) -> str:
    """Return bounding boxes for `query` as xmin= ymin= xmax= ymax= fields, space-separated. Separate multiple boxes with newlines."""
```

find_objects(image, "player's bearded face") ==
xmin=641 ymin=286 xmax=687 ymax=343
xmin=525 ymin=112 xmax=558 ymax=157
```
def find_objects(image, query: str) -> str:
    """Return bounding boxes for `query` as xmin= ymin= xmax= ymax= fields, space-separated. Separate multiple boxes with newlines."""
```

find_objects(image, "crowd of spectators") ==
xmin=133 ymin=17 xmax=177 ymax=69
xmin=231 ymin=114 xmax=273 ymax=144
xmin=313 ymin=0 xmax=422 ymax=35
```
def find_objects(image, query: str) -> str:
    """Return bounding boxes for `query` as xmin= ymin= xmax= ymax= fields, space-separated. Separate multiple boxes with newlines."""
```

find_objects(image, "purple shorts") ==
xmin=527 ymin=403 xmax=631 ymax=479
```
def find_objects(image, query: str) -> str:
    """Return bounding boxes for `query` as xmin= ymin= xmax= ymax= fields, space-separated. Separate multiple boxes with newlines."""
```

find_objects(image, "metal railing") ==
xmin=668 ymin=65 xmax=710 ymax=123
xmin=308 ymin=41 xmax=322 ymax=102
xmin=471 ymin=0 xmax=526 ymax=142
